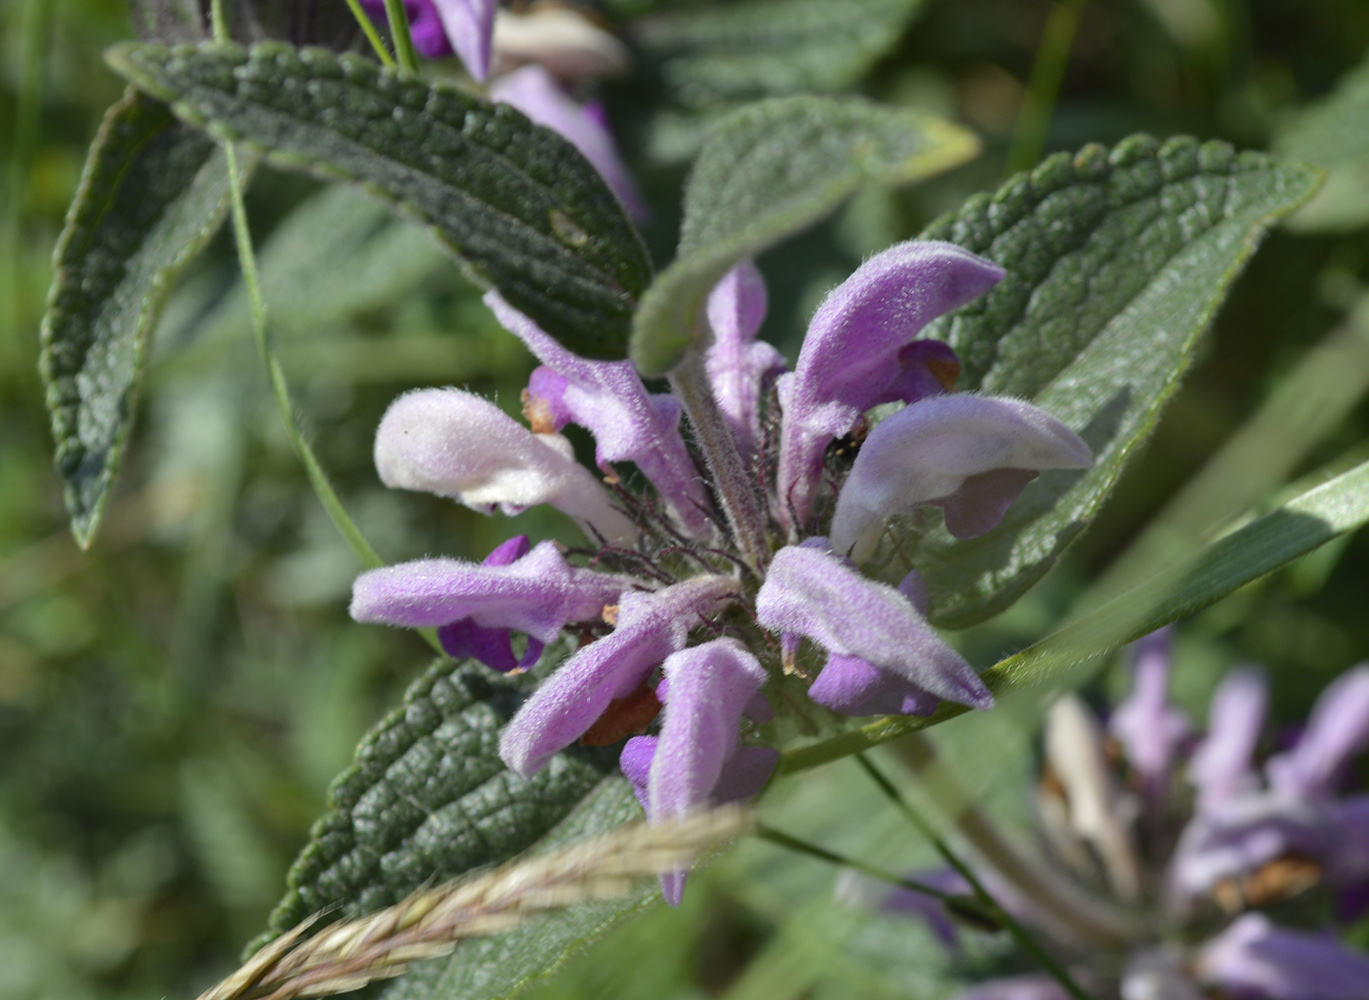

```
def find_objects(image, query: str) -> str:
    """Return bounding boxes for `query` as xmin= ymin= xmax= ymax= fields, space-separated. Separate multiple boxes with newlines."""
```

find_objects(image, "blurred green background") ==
xmin=4 ymin=1 xmax=1369 ymax=998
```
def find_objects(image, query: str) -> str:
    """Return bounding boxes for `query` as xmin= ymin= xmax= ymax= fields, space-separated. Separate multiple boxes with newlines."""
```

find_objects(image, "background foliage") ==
xmin=4 ymin=1 xmax=1369 ymax=998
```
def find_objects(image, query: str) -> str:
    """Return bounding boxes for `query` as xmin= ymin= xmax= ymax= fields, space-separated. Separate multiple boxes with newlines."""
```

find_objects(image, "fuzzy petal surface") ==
xmin=705 ymin=260 xmax=784 ymax=459
xmin=499 ymin=576 xmax=741 ymax=776
xmin=829 ymin=394 xmax=1090 ymax=562
xmin=1267 ymin=665 xmax=1369 ymax=801
xmin=775 ymin=241 xmax=1004 ymax=528
xmin=756 ymin=543 xmax=991 ymax=710
xmin=431 ymin=0 xmax=496 ymax=79
xmin=1196 ymin=914 xmax=1369 ymax=1000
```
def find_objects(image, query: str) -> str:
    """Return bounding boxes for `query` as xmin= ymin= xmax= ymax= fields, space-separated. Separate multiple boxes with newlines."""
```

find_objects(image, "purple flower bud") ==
xmin=373 ymin=388 xmax=635 ymax=544
xmin=705 ymin=260 xmax=785 ymax=460
xmin=350 ymin=539 xmax=627 ymax=642
xmin=775 ymin=241 xmax=1005 ymax=530
xmin=755 ymin=543 xmax=992 ymax=712
xmin=1110 ymin=628 xmax=1191 ymax=811
xmin=1195 ymin=913 xmax=1369 ymax=1000
xmin=485 ymin=292 xmax=715 ymax=538
xmin=1267 ymin=666 xmax=1369 ymax=801
xmin=829 ymin=394 xmax=1091 ymax=563
xmin=1190 ymin=666 xmax=1269 ymax=813
xmin=490 ymin=65 xmax=646 ymax=220
xmin=499 ymin=576 xmax=741 ymax=776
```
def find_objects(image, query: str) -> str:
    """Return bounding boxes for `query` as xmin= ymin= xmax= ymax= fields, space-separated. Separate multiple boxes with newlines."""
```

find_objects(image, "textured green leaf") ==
xmin=258 ymin=656 xmax=622 ymax=949
xmin=381 ymin=779 xmax=650 ymax=1000
xmin=894 ymin=135 xmax=1322 ymax=629
xmin=633 ymin=0 xmax=927 ymax=109
xmin=105 ymin=40 xmax=653 ymax=360
xmin=39 ymin=87 xmax=239 ymax=548
xmin=630 ymin=96 xmax=978 ymax=375
xmin=1274 ymin=56 xmax=1369 ymax=232
xmin=781 ymin=456 xmax=1369 ymax=773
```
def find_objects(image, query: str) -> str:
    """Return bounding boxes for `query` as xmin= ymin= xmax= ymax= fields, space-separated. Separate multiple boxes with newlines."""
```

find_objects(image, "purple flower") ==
xmin=1267 ymin=667 xmax=1369 ymax=801
xmin=1196 ymin=914 xmax=1369 ymax=1000
xmin=358 ymin=0 xmax=496 ymax=78
xmin=1109 ymin=627 xmax=1191 ymax=811
xmin=435 ymin=535 xmax=545 ymax=671
xmin=775 ymin=242 xmax=1006 ymax=530
xmin=828 ymin=394 xmax=1091 ymax=563
xmin=486 ymin=291 xmax=714 ymax=539
xmin=351 ymin=539 xmax=627 ymax=643
xmin=498 ymin=576 xmax=741 ymax=777
xmin=489 ymin=65 xmax=646 ymax=221
xmin=1190 ymin=666 xmax=1269 ymax=813
xmin=756 ymin=542 xmax=992 ymax=712
xmin=705 ymin=260 xmax=785 ymax=462
xmin=373 ymin=387 xmax=636 ymax=545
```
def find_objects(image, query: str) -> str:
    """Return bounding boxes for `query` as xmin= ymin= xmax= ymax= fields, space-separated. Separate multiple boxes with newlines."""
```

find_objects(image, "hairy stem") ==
xmin=668 ymin=349 xmax=770 ymax=577
xmin=342 ymin=0 xmax=397 ymax=68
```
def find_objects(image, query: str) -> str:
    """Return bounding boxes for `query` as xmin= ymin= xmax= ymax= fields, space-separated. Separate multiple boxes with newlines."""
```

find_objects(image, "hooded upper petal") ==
xmin=775 ymin=241 xmax=1004 ymax=530
xmin=489 ymin=65 xmax=646 ymax=220
xmin=1195 ymin=913 xmax=1369 ymax=1000
xmin=1267 ymin=666 xmax=1369 ymax=801
xmin=350 ymin=540 xmax=627 ymax=642
xmin=828 ymin=394 xmax=1091 ymax=563
xmin=430 ymin=0 xmax=497 ymax=79
xmin=434 ymin=535 xmax=536 ymax=670
xmin=499 ymin=575 xmax=741 ymax=776
xmin=756 ymin=543 xmax=992 ymax=710
xmin=1110 ymin=628 xmax=1191 ymax=809
xmin=1191 ymin=666 xmax=1269 ymax=813
xmin=374 ymin=387 xmax=635 ymax=544
xmin=705 ymin=260 xmax=785 ymax=460
xmin=485 ymin=291 xmax=714 ymax=537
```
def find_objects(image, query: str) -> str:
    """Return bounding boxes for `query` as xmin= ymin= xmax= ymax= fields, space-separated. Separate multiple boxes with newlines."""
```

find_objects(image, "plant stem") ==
xmin=343 ymin=0 xmax=397 ymax=69
xmin=668 ymin=348 xmax=770 ymax=577
xmin=755 ymin=824 xmax=996 ymax=918
xmin=1005 ymin=0 xmax=1088 ymax=176
xmin=220 ymin=144 xmax=442 ymax=657
xmin=382 ymin=0 xmax=421 ymax=74
xmin=855 ymin=752 xmax=1098 ymax=1000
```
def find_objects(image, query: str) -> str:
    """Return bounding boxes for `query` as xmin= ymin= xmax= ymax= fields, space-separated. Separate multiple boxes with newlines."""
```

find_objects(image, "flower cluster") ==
xmin=351 ymin=238 xmax=1090 ymax=903
xmin=844 ymin=631 xmax=1369 ymax=999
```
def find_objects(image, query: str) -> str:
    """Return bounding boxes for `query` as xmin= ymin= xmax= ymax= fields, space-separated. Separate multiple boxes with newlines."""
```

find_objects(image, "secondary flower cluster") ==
xmin=844 ymin=632 xmax=1369 ymax=999
xmin=350 ymin=239 xmax=1090 ymax=903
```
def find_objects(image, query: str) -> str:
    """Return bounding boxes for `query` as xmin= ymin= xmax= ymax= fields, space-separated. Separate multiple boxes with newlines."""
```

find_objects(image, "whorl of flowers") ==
xmin=349 ymin=239 xmax=1090 ymax=904
xmin=842 ymin=630 xmax=1369 ymax=999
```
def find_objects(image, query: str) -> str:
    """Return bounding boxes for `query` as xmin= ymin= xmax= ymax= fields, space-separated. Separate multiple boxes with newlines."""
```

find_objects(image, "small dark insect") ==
xmin=825 ymin=414 xmax=871 ymax=470
xmin=580 ymin=682 xmax=662 ymax=746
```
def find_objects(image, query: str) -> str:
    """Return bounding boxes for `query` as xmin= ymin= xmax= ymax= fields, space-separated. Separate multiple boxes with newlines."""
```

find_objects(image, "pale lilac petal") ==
xmin=649 ymin=638 xmax=768 ymax=821
xmin=938 ymin=468 xmax=1041 ymax=540
xmin=836 ymin=866 xmax=970 ymax=950
xmin=808 ymin=654 xmax=941 ymax=717
xmin=499 ymin=575 xmax=740 ymax=776
xmin=1328 ymin=795 xmax=1369 ymax=885
xmin=485 ymin=292 xmax=714 ymax=537
xmin=524 ymin=367 xmax=572 ymax=433
xmin=373 ymin=388 xmax=635 ymax=544
xmin=1268 ymin=666 xmax=1369 ymax=801
xmin=775 ymin=241 xmax=1004 ymax=529
xmin=712 ymin=746 xmax=778 ymax=803
xmin=437 ymin=617 xmax=518 ymax=671
xmin=350 ymin=540 xmax=625 ymax=642
xmin=430 ymin=0 xmax=496 ymax=79
xmin=490 ymin=65 xmax=646 ymax=220
xmin=1168 ymin=793 xmax=1328 ymax=900
xmin=957 ymin=976 xmax=1072 ymax=1000
xmin=756 ymin=543 xmax=991 ymax=710
xmin=1196 ymin=913 xmax=1369 ymax=1000
xmin=1110 ymin=628 xmax=1191 ymax=808
xmin=620 ymin=734 xmax=655 ymax=810
xmin=705 ymin=260 xmax=785 ymax=459
xmin=1191 ymin=667 xmax=1269 ymax=813
xmin=829 ymin=394 xmax=1091 ymax=563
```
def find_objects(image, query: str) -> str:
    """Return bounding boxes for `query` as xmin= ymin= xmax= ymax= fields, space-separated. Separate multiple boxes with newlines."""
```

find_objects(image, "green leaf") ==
xmin=105 ymin=40 xmax=653 ymax=360
xmin=380 ymin=779 xmax=651 ymax=1000
xmin=39 ymin=87 xmax=240 ymax=549
xmin=779 ymin=455 xmax=1369 ymax=773
xmin=257 ymin=656 xmax=623 ymax=950
xmin=898 ymin=135 xmax=1323 ymax=629
xmin=633 ymin=0 xmax=928 ymax=109
xmin=1274 ymin=55 xmax=1369 ymax=233
xmin=630 ymin=96 xmax=979 ymax=375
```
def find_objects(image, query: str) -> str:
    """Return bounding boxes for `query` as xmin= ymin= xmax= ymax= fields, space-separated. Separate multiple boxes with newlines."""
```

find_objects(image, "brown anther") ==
xmin=601 ymin=604 xmax=619 ymax=626
xmin=927 ymin=356 xmax=961 ymax=392
xmin=580 ymin=684 xmax=662 ymax=746
xmin=521 ymin=388 xmax=560 ymax=435
xmin=1242 ymin=856 xmax=1322 ymax=907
